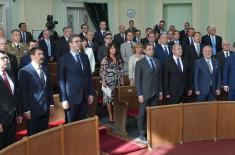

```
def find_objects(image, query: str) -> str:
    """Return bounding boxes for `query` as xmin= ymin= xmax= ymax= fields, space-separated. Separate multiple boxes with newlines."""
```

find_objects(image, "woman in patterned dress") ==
xmin=100 ymin=43 xmax=123 ymax=122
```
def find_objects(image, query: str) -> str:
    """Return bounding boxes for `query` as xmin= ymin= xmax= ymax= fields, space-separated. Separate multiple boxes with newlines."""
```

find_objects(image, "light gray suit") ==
xmin=120 ymin=41 xmax=136 ymax=75
xmin=135 ymin=56 xmax=162 ymax=137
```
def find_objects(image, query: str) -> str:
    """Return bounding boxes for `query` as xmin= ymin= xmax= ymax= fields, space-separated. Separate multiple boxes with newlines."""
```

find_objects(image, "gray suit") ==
xmin=135 ymin=56 xmax=162 ymax=137
xmin=97 ymin=45 xmax=107 ymax=63
xmin=120 ymin=41 xmax=136 ymax=75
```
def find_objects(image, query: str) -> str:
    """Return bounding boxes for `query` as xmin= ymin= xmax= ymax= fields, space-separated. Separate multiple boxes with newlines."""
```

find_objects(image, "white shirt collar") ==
xmin=31 ymin=61 xmax=41 ymax=70
xmin=173 ymin=55 xmax=181 ymax=60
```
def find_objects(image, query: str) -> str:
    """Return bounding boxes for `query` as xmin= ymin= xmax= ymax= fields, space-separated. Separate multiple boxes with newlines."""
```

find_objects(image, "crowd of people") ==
xmin=1 ymin=19 xmax=235 ymax=148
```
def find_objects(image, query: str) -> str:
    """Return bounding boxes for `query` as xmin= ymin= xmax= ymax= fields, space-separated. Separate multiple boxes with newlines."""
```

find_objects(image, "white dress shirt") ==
xmin=173 ymin=55 xmax=183 ymax=71
xmin=31 ymin=61 xmax=46 ymax=82
xmin=84 ymin=47 xmax=96 ymax=73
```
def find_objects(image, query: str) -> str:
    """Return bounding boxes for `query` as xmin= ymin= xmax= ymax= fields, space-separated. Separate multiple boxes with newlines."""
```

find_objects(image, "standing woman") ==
xmin=100 ymin=43 xmax=123 ymax=122
xmin=128 ymin=44 xmax=144 ymax=86
xmin=81 ymin=38 xmax=96 ymax=73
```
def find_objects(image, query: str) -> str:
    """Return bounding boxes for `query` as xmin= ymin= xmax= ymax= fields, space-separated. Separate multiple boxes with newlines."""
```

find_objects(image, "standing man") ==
xmin=0 ymin=50 xmax=22 ymax=149
xmin=163 ymin=44 xmax=192 ymax=104
xmin=18 ymin=23 xmax=33 ymax=43
xmin=56 ymin=26 xmax=73 ymax=60
xmin=223 ymin=54 xmax=235 ymax=101
xmin=93 ymin=21 xmax=107 ymax=46
xmin=194 ymin=46 xmax=221 ymax=101
xmin=18 ymin=47 xmax=54 ymax=136
xmin=79 ymin=24 xmax=89 ymax=40
xmin=135 ymin=43 xmax=162 ymax=141
xmin=113 ymin=25 xmax=126 ymax=47
xmin=180 ymin=22 xmax=190 ymax=41
xmin=58 ymin=34 xmax=94 ymax=123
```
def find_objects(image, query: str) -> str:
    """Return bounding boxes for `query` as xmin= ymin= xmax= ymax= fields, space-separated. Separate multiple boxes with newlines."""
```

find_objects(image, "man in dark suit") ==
xmin=179 ymin=22 xmax=190 ymax=41
xmin=194 ymin=46 xmax=221 ymax=101
xmin=169 ymin=30 xmax=185 ymax=48
xmin=141 ymin=27 xmax=152 ymax=45
xmin=147 ymin=32 xmax=158 ymax=48
xmin=125 ymin=20 xmax=137 ymax=34
xmin=0 ymin=50 xmax=22 ymax=149
xmin=93 ymin=21 xmax=107 ymax=46
xmin=19 ymin=23 xmax=33 ymax=43
xmin=97 ymin=33 xmax=113 ymax=63
xmin=56 ymin=26 xmax=73 ymax=60
xmin=39 ymin=30 xmax=55 ymax=63
xmin=224 ymin=54 xmax=235 ymax=101
xmin=18 ymin=47 xmax=54 ymax=136
xmin=19 ymin=40 xmax=38 ymax=69
xmin=133 ymin=30 xmax=142 ymax=44
xmin=0 ymin=37 xmax=18 ymax=79
xmin=113 ymin=25 xmax=126 ymax=47
xmin=135 ymin=43 xmax=163 ymax=141
xmin=155 ymin=34 xmax=173 ymax=64
xmin=201 ymin=25 xmax=222 ymax=55
xmin=58 ymin=34 xmax=94 ymax=123
xmin=164 ymin=44 xmax=192 ymax=104
xmin=182 ymin=27 xmax=195 ymax=46
xmin=79 ymin=24 xmax=89 ymax=40
xmin=86 ymin=31 xmax=99 ymax=66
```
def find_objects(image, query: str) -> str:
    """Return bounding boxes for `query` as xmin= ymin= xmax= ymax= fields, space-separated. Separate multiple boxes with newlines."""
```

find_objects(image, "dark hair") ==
xmin=147 ymin=31 xmax=155 ymax=37
xmin=233 ymin=41 xmax=235 ymax=48
xmin=194 ymin=32 xmax=201 ymax=36
xmin=159 ymin=20 xmax=165 ymax=24
xmin=29 ymin=47 xmax=43 ymax=56
xmin=106 ymin=43 xmax=122 ymax=65
xmin=68 ymin=33 xmax=80 ymax=43
xmin=18 ymin=23 xmax=26 ymax=28
xmin=80 ymin=24 xmax=88 ymax=29
xmin=63 ymin=26 xmax=73 ymax=32
xmin=11 ymin=29 xmax=20 ymax=34
xmin=125 ymin=30 xmax=133 ymax=35
xmin=104 ymin=33 xmax=112 ymax=38
xmin=135 ymin=29 xmax=141 ymax=33
xmin=188 ymin=27 xmax=195 ymax=31
xmin=144 ymin=43 xmax=154 ymax=50
xmin=27 ymin=39 xmax=38 ymax=46
xmin=81 ymin=38 xmax=88 ymax=49
xmin=129 ymin=20 xmax=134 ymax=23
xmin=146 ymin=27 xmax=152 ymax=32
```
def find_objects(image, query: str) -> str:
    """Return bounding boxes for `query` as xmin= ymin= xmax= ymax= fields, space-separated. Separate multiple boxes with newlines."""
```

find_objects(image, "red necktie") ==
xmin=2 ymin=71 xmax=13 ymax=95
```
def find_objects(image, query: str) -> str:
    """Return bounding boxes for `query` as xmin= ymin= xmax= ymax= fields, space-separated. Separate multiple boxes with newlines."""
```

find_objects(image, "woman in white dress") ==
xmin=81 ymin=38 xmax=96 ymax=73
xmin=128 ymin=44 xmax=144 ymax=86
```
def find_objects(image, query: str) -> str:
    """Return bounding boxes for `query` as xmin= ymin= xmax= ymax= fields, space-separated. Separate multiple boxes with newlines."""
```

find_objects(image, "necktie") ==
xmin=23 ymin=32 xmax=26 ymax=43
xmin=164 ymin=46 xmax=168 ymax=55
xmin=225 ymin=52 xmax=229 ymax=58
xmin=196 ymin=44 xmax=200 ymax=56
xmin=150 ymin=58 xmax=155 ymax=71
xmin=75 ymin=54 xmax=84 ymax=71
xmin=176 ymin=58 xmax=182 ymax=72
xmin=16 ymin=44 xmax=20 ymax=51
xmin=2 ymin=71 xmax=12 ymax=95
xmin=46 ymin=39 xmax=51 ymax=57
xmin=89 ymin=41 xmax=93 ymax=48
xmin=211 ymin=36 xmax=216 ymax=55
xmin=130 ymin=42 xmax=133 ymax=49
xmin=190 ymin=37 xmax=193 ymax=45
xmin=206 ymin=60 xmax=213 ymax=74
xmin=39 ymin=67 xmax=45 ymax=86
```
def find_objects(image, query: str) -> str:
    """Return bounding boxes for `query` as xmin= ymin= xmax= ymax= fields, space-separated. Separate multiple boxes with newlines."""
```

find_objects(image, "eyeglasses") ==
xmin=0 ymin=56 xmax=9 ymax=61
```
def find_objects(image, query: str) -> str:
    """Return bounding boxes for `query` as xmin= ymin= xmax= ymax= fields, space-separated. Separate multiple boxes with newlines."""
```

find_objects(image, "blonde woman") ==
xmin=128 ymin=44 xmax=144 ymax=86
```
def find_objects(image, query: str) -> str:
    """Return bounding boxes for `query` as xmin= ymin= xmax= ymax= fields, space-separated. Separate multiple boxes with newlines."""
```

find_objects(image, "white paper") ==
xmin=102 ymin=85 xmax=112 ymax=97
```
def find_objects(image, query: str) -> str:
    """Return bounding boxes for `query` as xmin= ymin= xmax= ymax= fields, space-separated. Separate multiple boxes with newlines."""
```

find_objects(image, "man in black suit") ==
xmin=147 ymin=32 xmax=158 ymax=48
xmin=97 ymin=33 xmax=113 ymax=63
xmin=19 ymin=40 xmax=38 ymax=69
xmin=135 ymin=43 xmax=163 ymax=141
xmin=113 ymin=25 xmax=126 ymax=47
xmin=18 ymin=47 xmax=54 ymax=136
xmin=163 ymin=44 xmax=192 ymax=104
xmin=56 ymin=26 xmax=73 ymax=60
xmin=79 ymin=24 xmax=89 ymax=40
xmin=169 ymin=30 xmax=185 ymax=50
xmin=0 ymin=37 xmax=18 ymax=79
xmin=86 ymin=31 xmax=99 ymax=66
xmin=167 ymin=30 xmax=174 ymax=43
xmin=39 ymin=30 xmax=55 ymax=63
xmin=93 ymin=21 xmax=107 ymax=46
xmin=141 ymin=27 xmax=152 ymax=45
xmin=183 ymin=27 xmax=195 ymax=46
xmin=0 ymin=50 xmax=22 ymax=149
xmin=125 ymin=20 xmax=137 ymax=34
xmin=19 ymin=23 xmax=33 ymax=43
xmin=201 ymin=25 xmax=222 ymax=55
xmin=133 ymin=30 xmax=142 ymax=44
xmin=180 ymin=22 xmax=190 ymax=41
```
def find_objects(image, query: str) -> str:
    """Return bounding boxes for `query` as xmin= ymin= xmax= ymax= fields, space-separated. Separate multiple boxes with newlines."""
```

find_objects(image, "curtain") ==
xmin=84 ymin=2 xmax=109 ymax=31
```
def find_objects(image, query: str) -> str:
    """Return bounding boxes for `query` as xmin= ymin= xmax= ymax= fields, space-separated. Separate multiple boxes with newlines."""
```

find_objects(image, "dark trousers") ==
xmin=138 ymin=95 xmax=157 ymax=137
xmin=0 ymin=117 xmax=16 ymax=149
xmin=228 ymin=89 xmax=235 ymax=101
xmin=166 ymin=95 xmax=182 ymax=104
xmin=197 ymin=87 xmax=216 ymax=102
xmin=66 ymin=101 xmax=87 ymax=123
xmin=27 ymin=113 xmax=49 ymax=136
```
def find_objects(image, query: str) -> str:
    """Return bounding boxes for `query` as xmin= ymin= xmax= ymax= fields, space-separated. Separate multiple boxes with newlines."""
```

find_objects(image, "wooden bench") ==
xmin=113 ymin=86 xmax=139 ymax=136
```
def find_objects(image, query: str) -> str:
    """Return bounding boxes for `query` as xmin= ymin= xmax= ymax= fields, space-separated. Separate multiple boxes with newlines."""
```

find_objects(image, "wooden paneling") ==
xmin=147 ymin=104 xmax=182 ymax=148
xmin=217 ymin=101 xmax=235 ymax=139
xmin=64 ymin=116 xmax=100 ymax=155
xmin=182 ymin=102 xmax=217 ymax=142
xmin=48 ymin=62 xmax=58 ymax=91
xmin=28 ymin=127 xmax=62 ymax=155
xmin=0 ymin=140 xmax=27 ymax=155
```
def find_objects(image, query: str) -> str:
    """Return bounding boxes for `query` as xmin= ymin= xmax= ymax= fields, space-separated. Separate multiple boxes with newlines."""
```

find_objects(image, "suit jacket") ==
xmin=93 ymin=30 xmax=105 ymax=46
xmin=97 ymin=45 xmax=107 ymax=63
xmin=114 ymin=33 xmax=125 ymax=46
xmin=39 ymin=39 xmax=55 ymax=63
xmin=18 ymin=64 xmax=53 ymax=116
xmin=154 ymin=44 xmax=173 ymax=64
xmin=163 ymin=57 xmax=191 ymax=96
xmin=133 ymin=37 xmax=142 ymax=44
xmin=58 ymin=52 xmax=94 ymax=105
xmin=194 ymin=58 xmax=221 ymax=95
xmin=201 ymin=35 xmax=222 ymax=53
xmin=19 ymin=54 xmax=31 ymax=69
xmin=87 ymin=40 xmax=99 ymax=64
xmin=55 ymin=36 xmax=70 ymax=61
xmin=214 ymin=51 xmax=233 ymax=85
xmin=183 ymin=37 xmax=194 ymax=46
xmin=223 ymin=55 xmax=235 ymax=89
xmin=79 ymin=32 xmax=86 ymax=40
xmin=120 ymin=41 xmax=137 ymax=74
xmin=140 ymin=37 xmax=148 ymax=46
xmin=179 ymin=29 xmax=188 ymax=41
xmin=0 ymin=70 xmax=21 ymax=126
xmin=7 ymin=42 xmax=28 ymax=64
xmin=20 ymin=31 xmax=33 ymax=43
xmin=7 ymin=53 xmax=18 ymax=79
xmin=135 ymin=57 xmax=162 ymax=99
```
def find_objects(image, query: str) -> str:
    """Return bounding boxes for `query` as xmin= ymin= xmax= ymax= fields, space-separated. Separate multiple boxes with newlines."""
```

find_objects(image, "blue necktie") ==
xmin=75 ymin=54 xmax=84 ymax=71
xmin=211 ymin=36 xmax=216 ymax=55
xmin=150 ymin=58 xmax=156 ymax=71
xmin=39 ymin=67 xmax=45 ymax=86
xmin=164 ymin=46 xmax=168 ymax=55
xmin=176 ymin=58 xmax=182 ymax=72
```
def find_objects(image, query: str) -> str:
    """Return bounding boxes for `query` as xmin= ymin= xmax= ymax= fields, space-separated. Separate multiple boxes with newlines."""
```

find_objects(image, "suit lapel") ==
xmin=143 ymin=57 xmax=153 ymax=72
xmin=69 ymin=52 xmax=83 ymax=72
xmin=28 ymin=64 xmax=45 ymax=87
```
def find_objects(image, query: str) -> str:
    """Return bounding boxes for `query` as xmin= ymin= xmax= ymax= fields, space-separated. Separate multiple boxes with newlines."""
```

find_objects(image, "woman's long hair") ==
xmin=106 ymin=42 xmax=122 ymax=65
